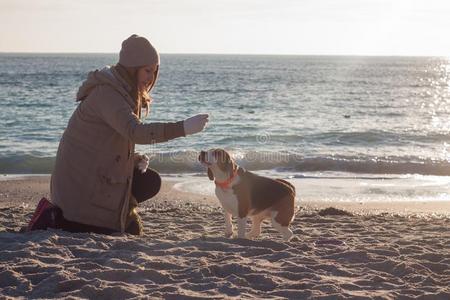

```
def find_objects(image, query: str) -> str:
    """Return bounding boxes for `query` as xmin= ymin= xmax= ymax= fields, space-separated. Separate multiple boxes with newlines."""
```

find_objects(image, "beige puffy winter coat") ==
xmin=51 ymin=66 xmax=184 ymax=232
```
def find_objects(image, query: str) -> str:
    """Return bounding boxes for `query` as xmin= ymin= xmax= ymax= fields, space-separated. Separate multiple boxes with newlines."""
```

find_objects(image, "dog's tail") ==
xmin=277 ymin=179 xmax=300 ymax=214
xmin=277 ymin=179 xmax=296 ymax=194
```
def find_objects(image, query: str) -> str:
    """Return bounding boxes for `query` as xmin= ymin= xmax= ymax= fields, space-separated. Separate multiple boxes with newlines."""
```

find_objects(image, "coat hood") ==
xmin=76 ymin=66 xmax=134 ymax=106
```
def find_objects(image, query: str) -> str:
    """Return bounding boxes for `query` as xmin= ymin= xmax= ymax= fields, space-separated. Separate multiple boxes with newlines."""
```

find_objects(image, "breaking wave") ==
xmin=1 ymin=151 xmax=450 ymax=176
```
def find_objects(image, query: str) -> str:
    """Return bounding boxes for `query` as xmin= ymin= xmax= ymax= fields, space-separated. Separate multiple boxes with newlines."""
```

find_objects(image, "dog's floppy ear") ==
xmin=223 ymin=152 xmax=236 ymax=176
xmin=207 ymin=168 xmax=214 ymax=181
xmin=230 ymin=158 xmax=238 ymax=176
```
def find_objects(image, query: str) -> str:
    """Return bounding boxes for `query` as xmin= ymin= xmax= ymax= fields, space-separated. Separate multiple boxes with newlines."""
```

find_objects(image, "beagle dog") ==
xmin=199 ymin=149 xmax=296 ymax=241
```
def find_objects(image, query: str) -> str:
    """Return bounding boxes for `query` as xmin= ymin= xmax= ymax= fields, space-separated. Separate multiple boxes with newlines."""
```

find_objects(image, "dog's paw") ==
xmin=224 ymin=231 xmax=234 ymax=238
xmin=282 ymin=231 xmax=294 ymax=242
xmin=245 ymin=232 xmax=259 ymax=239
xmin=237 ymin=233 xmax=247 ymax=239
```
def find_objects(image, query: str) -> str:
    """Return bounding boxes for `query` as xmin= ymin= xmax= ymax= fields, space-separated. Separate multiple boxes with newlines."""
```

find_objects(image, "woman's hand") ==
xmin=135 ymin=154 xmax=149 ymax=173
xmin=183 ymin=114 xmax=209 ymax=136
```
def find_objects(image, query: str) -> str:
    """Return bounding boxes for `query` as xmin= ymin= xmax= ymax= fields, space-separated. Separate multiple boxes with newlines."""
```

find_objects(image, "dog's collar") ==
xmin=215 ymin=168 xmax=240 ymax=190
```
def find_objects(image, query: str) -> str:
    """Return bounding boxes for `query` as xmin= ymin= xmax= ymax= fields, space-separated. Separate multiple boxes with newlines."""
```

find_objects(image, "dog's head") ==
xmin=198 ymin=149 xmax=237 ymax=181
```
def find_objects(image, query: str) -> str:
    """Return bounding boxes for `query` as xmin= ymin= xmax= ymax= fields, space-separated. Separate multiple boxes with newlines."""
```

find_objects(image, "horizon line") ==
xmin=0 ymin=51 xmax=448 ymax=58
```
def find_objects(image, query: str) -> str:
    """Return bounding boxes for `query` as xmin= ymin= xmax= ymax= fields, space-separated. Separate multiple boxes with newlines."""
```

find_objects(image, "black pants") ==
xmin=131 ymin=168 xmax=162 ymax=203
xmin=55 ymin=168 xmax=161 ymax=235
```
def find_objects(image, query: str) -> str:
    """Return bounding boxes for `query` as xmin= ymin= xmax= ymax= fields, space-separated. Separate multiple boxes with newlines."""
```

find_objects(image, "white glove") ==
xmin=183 ymin=114 xmax=209 ymax=136
xmin=136 ymin=154 xmax=149 ymax=173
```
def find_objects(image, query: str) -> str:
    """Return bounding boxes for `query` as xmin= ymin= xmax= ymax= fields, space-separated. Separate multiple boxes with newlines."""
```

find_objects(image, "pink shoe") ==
xmin=27 ymin=197 xmax=55 ymax=231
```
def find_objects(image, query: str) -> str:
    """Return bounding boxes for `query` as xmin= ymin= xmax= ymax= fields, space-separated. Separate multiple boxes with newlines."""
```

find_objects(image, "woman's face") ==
xmin=137 ymin=64 xmax=159 ymax=92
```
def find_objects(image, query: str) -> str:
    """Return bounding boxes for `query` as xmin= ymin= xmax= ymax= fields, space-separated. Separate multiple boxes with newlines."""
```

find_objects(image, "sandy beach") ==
xmin=0 ymin=175 xmax=449 ymax=299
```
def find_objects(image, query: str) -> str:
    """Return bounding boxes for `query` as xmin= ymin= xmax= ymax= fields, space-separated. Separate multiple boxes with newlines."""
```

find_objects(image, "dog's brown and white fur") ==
xmin=199 ymin=149 xmax=296 ymax=241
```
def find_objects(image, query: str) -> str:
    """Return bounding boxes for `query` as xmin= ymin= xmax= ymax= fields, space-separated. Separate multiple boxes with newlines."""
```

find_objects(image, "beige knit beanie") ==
xmin=119 ymin=34 xmax=160 ymax=67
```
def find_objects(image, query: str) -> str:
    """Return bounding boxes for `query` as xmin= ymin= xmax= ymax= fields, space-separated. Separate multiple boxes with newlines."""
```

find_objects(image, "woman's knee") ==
xmin=149 ymin=168 xmax=161 ymax=193
xmin=132 ymin=168 xmax=161 ymax=203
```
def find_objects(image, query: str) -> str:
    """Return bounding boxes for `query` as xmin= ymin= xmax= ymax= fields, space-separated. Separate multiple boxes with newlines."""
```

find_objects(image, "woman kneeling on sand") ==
xmin=29 ymin=34 xmax=208 ymax=235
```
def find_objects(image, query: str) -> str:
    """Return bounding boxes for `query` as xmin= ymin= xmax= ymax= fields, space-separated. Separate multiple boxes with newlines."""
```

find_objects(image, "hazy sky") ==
xmin=1 ymin=0 xmax=449 ymax=55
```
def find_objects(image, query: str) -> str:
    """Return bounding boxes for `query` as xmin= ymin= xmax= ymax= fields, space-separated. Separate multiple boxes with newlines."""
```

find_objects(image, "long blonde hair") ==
xmin=137 ymin=85 xmax=152 ymax=119
xmin=116 ymin=64 xmax=158 ymax=119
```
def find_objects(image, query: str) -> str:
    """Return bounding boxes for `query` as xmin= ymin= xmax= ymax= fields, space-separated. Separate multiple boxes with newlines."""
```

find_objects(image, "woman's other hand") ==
xmin=136 ymin=154 xmax=149 ymax=173
xmin=183 ymin=114 xmax=209 ymax=136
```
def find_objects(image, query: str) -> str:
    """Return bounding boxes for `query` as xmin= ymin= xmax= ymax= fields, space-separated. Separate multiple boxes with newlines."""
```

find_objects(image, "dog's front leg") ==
xmin=237 ymin=217 xmax=247 ymax=239
xmin=224 ymin=211 xmax=234 ymax=238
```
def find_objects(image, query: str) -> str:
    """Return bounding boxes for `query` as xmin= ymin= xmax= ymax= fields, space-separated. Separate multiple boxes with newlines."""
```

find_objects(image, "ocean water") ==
xmin=1 ymin=54 xmax=450 ymax=202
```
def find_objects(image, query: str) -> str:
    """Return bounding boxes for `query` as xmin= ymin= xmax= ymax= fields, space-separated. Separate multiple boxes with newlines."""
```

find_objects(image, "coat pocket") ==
xmin=90 ymin=165 xmax=130 ymax=212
